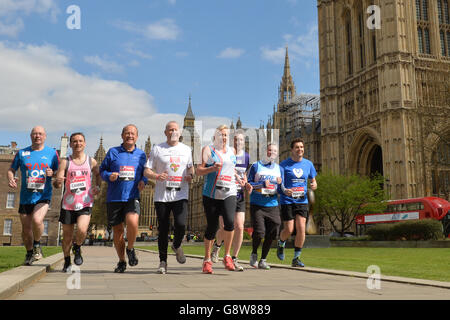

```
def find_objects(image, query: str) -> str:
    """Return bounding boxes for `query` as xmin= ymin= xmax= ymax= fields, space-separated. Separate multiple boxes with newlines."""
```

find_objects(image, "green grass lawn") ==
xmin=0 ymin=246 xmax=62 ymax=273
xmin=137 ymin=244 xmax=450 ymax=282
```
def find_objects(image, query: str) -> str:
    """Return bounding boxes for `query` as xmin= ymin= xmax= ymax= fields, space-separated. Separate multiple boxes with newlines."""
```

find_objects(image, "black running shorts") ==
xmin=59 ymin=207 xmax=92 ymax=225
xmin=107 ymin=199 xmax=140 ymax=227
xmin=18 ymin=200 xmax=51 ymax=215
xmin=281 ymin=203 xmax=309 ymax=221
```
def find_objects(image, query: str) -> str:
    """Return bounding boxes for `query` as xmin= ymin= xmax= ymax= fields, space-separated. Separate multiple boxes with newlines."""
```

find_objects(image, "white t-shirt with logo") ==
xmin=145 ymin=142 xmax=193 ymax=202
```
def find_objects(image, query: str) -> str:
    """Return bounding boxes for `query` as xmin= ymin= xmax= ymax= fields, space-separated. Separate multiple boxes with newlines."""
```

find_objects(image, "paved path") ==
xmin=6 ymin=246 xmax=450 ymax=300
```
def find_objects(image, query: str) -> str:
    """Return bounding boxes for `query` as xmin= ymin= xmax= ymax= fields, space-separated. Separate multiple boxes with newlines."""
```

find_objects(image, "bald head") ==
xmin=30 ymin=126 xmax=47 ymax=148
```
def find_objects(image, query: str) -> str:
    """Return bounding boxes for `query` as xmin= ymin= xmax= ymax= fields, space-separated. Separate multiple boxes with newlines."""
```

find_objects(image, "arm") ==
xmin=90 ymin=158 xmax=102 ymax=195
xmin=247 ymin=164 xmax=264 ymax=189
xmin=310 ymin=177 xmax=317 ymax=190
xmin=53 ymin=158 xmax=67 ymax=189
xmin=7 ymin=168 xmax=17 ymax=188
xmin=195 ymin=146 xmax=221 ymax=176
xmin=99 ymin=150 xmax=119 ymax=182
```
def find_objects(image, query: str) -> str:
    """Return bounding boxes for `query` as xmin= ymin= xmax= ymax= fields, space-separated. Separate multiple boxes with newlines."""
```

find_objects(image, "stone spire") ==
xmin=94 ymin=136 xmax=106 ymax=163
xmin=144 ymin=136 xmax=152 ymax=156
xmin=278 ymin=45 xmax=296 ymax=105
xmin=236 ymin=114 xmax=242 ymax=129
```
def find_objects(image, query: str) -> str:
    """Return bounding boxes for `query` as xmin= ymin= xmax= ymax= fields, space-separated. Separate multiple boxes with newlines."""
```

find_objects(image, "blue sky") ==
xmin=0 ymin=0 xmax=319 ymax=155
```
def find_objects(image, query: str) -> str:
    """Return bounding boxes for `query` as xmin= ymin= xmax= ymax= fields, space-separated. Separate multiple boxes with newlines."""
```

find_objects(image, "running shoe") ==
xmin=62 ymin=257 xmax=72 ymax=273
xmin=232 ymin=257 xmax=244 ymax=272
xmin=33 ymin=245 xmax=43 ymax=260
xmin=249 ymin=253 xmax=258 ymax=268
xmin=171 ymin=244 xmax=186 ymax=264
xmin=258 ymin=259 xmax=270 ymax=270
xmin=202 ymin=260 xmax=213 ymax=274
xmin=211 ymin=244 xmax=221 ymax=263
xmin=276 ymin=240 xmax=285 ymax=261
xmin=114 ymin=261 xmax=127 ymax=273
xmin=126 ymin=247 xmax=139 ymax=266
xmin=292 ymin=258 xmax=305 ymax=267
xmin=24 ymin=251 xmax=35 ymax=266
xmin=158 ymin=261 xmax=167 ymax=274
xmin=72 ymin=244 xmax=83 ymax=266
xmin=223 ymin=255 xmax=235 ymax=271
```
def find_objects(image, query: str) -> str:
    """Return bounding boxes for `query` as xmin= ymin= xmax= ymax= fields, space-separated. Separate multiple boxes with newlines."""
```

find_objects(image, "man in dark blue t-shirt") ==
xmin=100 ymin=124 xmax=147 ymax=273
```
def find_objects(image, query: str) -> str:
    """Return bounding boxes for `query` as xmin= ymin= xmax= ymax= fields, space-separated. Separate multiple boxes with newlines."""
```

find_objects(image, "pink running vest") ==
xmin=62 ymin=155 xmax=94 ymax=211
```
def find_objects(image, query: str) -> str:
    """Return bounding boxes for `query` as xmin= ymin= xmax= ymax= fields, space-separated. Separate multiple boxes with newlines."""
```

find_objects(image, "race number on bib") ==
xmin=119 ymin=166 xmax=135 ymax=181
xmin=261 ymin=184 xmax=276 ymax=195
xmin=70 ymin=176 xmax=87 ymax=194
xmin=166 ymin=176 xmax=182 ymax=188
xmin=216 ymin=175 xmax=232 ymax=188
xmin=292 ymin=187 xmax=305 ymax=198
xmin=27 ymin=177 xmax=45 ymax=192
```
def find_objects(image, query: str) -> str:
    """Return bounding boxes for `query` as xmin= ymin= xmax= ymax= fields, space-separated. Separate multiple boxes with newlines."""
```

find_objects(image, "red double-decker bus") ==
xmin=356 ymin=197 xmax=450 ymax=237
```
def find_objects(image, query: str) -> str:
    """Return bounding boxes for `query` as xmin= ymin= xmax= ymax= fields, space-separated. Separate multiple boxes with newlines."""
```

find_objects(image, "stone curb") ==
xmin=136 ymin=248 xmax=450 ymax=290
xmin=0 ymin=252 xmax=64 ymax=300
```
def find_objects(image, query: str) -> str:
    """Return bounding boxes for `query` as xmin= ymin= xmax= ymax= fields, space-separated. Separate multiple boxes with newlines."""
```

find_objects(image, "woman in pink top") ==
xmin=54 ymin=133 xmax=101 ymax=272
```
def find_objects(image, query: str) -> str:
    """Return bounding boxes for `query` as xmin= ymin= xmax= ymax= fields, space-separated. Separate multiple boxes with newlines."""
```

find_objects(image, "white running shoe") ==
xmin=171 ymin=244 xmax=186 ymax=264
xmin=232 ymin=257 xmax=244 ymax=272
xmin=158 ymin=261 xmax=167 ymax=274
xmin=33 ymin=246 xmax=43 ymax=260
xmin=211 ymin=244 xmax=221 ymax=263
xmin=249 ymin=253 xmax=258 ymax=268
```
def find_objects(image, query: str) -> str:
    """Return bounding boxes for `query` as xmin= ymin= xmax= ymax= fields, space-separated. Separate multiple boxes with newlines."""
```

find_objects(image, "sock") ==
xmin=214 ymin=241 xmax=222 ymax=248
xmin=232 ymin=256 xmax=236 ymax=260
xmin=278 ymin=239 xmax=286 ymax=247
xmin=33 ymin=240 xmax=40 ymax=247
xmin=294 ymin=247 xmax=302 ymax=260
xmin=27 ymin=249 xmax=33 ymax=254
xmin=64 ymin=256 xmax=71 ymax=264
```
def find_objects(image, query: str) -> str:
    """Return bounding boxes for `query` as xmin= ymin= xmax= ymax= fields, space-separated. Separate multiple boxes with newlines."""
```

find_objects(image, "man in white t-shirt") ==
xmin=144 ymin=121 xmax=194 ymax=274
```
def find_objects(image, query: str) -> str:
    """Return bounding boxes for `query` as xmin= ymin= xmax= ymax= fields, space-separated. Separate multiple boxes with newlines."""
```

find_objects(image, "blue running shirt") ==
xmin=280 ymin=157 xmax=317 ymax=205
xmin=10 ymin=146 xmax=59 ymax=205
xmin=247 ymin=161 xmax=281 ymax=207
xmin=99 ymin=145 xmax=148 ymax=202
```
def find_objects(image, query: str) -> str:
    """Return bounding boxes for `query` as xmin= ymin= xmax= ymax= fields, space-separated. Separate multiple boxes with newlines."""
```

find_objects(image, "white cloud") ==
xmin=114 ymin=18 xmax=180 ymax=41
xmin=168 ymin=0 xmax=176 ymax=5
xmin=124 ymin=43 xmax=153 ymax=60
xmin=84 ymin=55 xmax=125 ymax=74
xmin=0 ymin=42 xmax=231 ymax=156
xmin=217 ymin=47 xmax=245 ymax=59
xmin=261 ymin=24 xmax=318 ymax=66
xmin=0 ymin=0 xmax=59 ymax=37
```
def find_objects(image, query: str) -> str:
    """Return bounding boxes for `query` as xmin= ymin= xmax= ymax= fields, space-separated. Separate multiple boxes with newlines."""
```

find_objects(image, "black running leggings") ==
xmin=202 ymin=195 xmax=236 ymax=240
xmin=155 ymin=200 xmax=188 ymax=262
xmin=250 ymin=205 xmax=281 ymax=259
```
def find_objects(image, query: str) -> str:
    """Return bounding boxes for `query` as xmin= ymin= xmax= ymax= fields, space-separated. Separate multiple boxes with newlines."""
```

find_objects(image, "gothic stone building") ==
xmin=318 ymin=0 xmax=450 ymax=200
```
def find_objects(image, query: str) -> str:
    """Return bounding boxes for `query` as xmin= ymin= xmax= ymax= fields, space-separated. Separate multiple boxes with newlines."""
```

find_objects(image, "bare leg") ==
xmin=232 ymin=212 xmax=245 ymax=258
xmin=62 ymin=224 xmax=75 ymax=257
xmin=75 ymin=215 xmax=91 ymax=246
xmin=113 ymin=224 xmax=126 ymax=261
xmin=280 ymin=220 xmax=294 ymax=242
xmin=294 ymin=216 xmax=307 ymax=248
xmin=125 ymin=213 xmax=139 ymax=249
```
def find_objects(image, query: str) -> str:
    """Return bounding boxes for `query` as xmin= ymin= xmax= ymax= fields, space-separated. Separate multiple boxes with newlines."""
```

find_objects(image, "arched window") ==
xmin=438 ymin=0 xmax=450 ymax=57
xmin=344 ymin=10 xmax=353 ymax=75
xmin=432 ymin=139 xmax=450 ymax=197
xmin=417 ymin=0 xmax=432 ymax=54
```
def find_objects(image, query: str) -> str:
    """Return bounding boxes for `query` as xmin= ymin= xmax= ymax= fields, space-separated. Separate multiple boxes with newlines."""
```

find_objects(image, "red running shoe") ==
xmin=202 ymin=260 xmax=213 ymax=274
xmin=223 ymin=255 xmax=235 ymax=271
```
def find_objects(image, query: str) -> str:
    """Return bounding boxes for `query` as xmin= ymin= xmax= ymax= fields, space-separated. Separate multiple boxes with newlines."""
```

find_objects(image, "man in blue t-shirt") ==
xmin=278 ymin=138 xmax=317 ymax=267
xmin=99 ymin=124 xmax=147 ymax=273
xmin=7 ymin=126 xmax=59 ymax=265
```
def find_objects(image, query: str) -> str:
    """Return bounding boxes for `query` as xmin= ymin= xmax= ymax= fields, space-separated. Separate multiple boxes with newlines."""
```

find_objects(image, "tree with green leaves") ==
xmin=314 ymin=171 xmax=388 ymax=236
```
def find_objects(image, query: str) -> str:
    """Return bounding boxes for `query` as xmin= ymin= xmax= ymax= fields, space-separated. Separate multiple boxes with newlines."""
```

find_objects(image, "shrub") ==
xmin=366 ymin=219 xmax=444 ymax=241
xmin=243 ymin=230 xmax=252 ymax=240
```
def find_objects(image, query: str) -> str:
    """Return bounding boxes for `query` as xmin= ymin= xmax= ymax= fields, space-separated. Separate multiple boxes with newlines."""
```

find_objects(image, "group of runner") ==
xmin=7 ymin=122 xmax=317 ymax=274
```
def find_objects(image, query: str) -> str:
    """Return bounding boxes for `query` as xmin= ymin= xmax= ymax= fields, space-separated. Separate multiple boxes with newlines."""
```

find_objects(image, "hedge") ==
xmin=366 ymin=219 xmax=443 ymax=241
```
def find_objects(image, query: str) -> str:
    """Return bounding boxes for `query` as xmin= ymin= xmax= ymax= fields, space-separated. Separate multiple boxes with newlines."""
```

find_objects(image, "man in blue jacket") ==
xmin=100 ymin=124 xmax=147 ymax=273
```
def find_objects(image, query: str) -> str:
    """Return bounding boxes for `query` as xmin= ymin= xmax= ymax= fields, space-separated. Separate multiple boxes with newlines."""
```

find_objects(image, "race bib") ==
xmin=235 ymin=168 xmax=246 ymax=190
xmin=292 ymin=187 xmax=305 ymax=198
xmin=27 ymin=176 xmax=45 ymax=192
xmin=70 ymin=176 xmax=87 ymax=194
xmin=166 ymin=175 xmax=182 ymax=188
xmin=216 ymin=175 xmax=232 ymax=188
xmin=261 ymin=184 xmax=276 ymax=195
xmin=119 ymin=166 xmax=135 ymax=181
